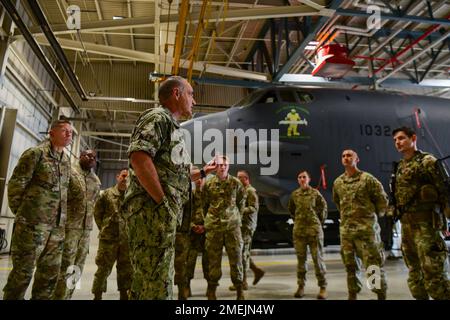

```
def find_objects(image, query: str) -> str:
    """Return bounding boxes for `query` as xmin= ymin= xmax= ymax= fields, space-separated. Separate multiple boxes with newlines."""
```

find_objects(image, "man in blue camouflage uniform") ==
xmin=3 ymin=119 xmax=72 ymax=300
xmin=392 ymin=126 xmax=450 ymax=300
xmin=124 ymin=76 xmax=217 ymax=300
xmin=332 ymin=149 xmax=388 ymax=300
xmin=54 ymin=149 xmax=101 ymax=299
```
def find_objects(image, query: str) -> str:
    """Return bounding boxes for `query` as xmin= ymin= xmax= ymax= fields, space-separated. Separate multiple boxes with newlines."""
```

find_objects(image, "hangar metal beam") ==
xmin=273 ymin=0 xmax=343 ymax=81
xmin=82 ymin=131 xmax=131 ymax=137
xmin=31 ymin=37 xmax=269 ymax=81
xmin=17 ymin=3 xmax=327 ymax=37
xmin=336 ymin=9 xmax=450 ymax=27
xmin=194 ymin=74 xmax=450 ymax=89
xmin=281 ymin=74 xmax=450 ymax=89
xmin=0 ymin=0 xmax=79 ymax=112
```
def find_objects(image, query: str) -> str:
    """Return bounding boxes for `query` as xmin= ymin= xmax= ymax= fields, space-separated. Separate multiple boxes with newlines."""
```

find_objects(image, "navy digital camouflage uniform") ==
xmin=203 ymin=175 xmax=245 ymax=288
xmin=54 ymin=163 xmax=101 ymax=299
xmin=394 ymin=150 xmax=450 ymax=300
xmin=124 ymin=107 xmax=191 ymax=300
xmin=91 ymin=185 xmax=133 ymax=296
xmin=186 ymin=188 xmax=209 ymax=283
xmin=288 ymin=187 xmax=328 ymax=288
xmin=240 ymin=184 xmax=259 ymax=285
xmin=3 ymin=140 xmax=70 ymax=300
xmin=174 ymin=196 xmax=193 ymax=292
xmin=332 ymin=171 xmax=388 ymax=297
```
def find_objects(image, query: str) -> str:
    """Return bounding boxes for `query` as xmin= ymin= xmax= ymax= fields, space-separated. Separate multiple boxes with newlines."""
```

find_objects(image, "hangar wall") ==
xmin=0 ymin=19 xmax=58 ymax=253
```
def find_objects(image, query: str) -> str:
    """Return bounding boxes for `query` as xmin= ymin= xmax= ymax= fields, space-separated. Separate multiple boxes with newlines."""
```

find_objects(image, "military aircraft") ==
xmin=181 ymin=85 xmax=450 ymax=248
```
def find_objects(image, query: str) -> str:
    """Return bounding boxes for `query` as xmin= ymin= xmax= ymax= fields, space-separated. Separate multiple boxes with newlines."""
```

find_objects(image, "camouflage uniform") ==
xmin=288 ymin=187 xmax=328 ymax=288
xmin=186 ymin=188 xmax=209 ymax=283
xmin=394 ymin=150 xmax=450 ymax=300
xmin=203 ymin=175 xmax=245 ymax=288
xmin=54 ymin=163 xmax=101 ymax=299
xmin=124 ymin=107 xmax=191 ymax=300
xmin=91 ymin=185 xmax=132 ymax=296
xmin=3 ymin=140 xmax=70 ymax=300
xmin=241 ymin=184 xmax=259 ymax=285
xmin=174 ymin=196 xmax=193 ymax=292
xmin=332 ymin=171 xmax=388 ymax=297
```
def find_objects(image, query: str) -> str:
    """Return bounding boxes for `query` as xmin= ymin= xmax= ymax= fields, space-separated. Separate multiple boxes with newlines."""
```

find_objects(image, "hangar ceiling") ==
xmin=0 ymin=0 xmax=449 ymax=160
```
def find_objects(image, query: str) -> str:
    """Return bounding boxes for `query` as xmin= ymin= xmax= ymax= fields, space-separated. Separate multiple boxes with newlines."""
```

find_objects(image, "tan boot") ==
xmin=230 ymin=281 xmax=248 ymax=291
xmin=294 ymin=286 xmax=304 ymax=298
xmin=178 ymin=285 xmax=189 ymax=300
xmin=119 ymin=290 xmax=129 ymax=300
xmin=377 ymin=291 xmax=386 ymax=300
xmin=348 ymin=292 xmax=357 ymax=300
xmin=187 ymin=282 xmax=192 ymax=297
xmin=317 ymin=287 xmax=327 ymax=300
xmin=236 ymin=284 xmax=245 ymax=300
xmin=93 ymin=292 xmax=102 ymax=300
xmin=250 ymin=262 xmax=265 ymax=285
xmin=206 ymin=284 xmax=217 ymax=300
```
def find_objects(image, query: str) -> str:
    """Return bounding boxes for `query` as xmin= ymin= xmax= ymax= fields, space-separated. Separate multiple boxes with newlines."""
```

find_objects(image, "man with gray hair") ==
xmin=3 ymin=119 xmax=72 ymax=299
xmin=124 ymin=76 xmax=217 ymax=300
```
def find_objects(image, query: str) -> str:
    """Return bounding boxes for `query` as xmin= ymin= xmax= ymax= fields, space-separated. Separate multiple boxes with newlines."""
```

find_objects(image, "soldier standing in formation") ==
xmin=288 ymin=170 xmax=328 ymax=299
xmin=229 ymin=170 xmax=265 ymax=292
xmin=332 ymin=149 xmax=388 ymax=300
xmin=203 ymin=155 xmax=246 ymax=300
xmin=392 ymin=126 xmax=450 ymax=300
xmin=3 ymin=120 xmax=72 ymax=300
xmin=124 ymin=76 xmax=216 ymax=299
xmin=54 ymin=149 xmax=101 ymax=299
xmin=91 ymin=169 xmax=132 ymax=300
xmin=185 ymin=170 xmax=209 ymax=298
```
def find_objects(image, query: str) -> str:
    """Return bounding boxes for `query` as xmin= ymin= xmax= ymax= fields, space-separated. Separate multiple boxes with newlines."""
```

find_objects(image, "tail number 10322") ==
xmin=359 ymin=124 xmax=391 ymax=137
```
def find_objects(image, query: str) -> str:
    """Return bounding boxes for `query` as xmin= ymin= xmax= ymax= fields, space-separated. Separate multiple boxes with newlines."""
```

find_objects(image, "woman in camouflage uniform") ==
xmin=288 ymin=171 xmax=328 ymax=299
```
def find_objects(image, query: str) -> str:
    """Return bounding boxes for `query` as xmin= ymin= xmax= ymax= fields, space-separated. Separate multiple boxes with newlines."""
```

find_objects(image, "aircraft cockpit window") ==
xmin=258 ymin=91 xmax=278 ymax=104
xmin=232 ymin=90 xmax=264 ymax=108
xmin=278 ymin=90 xmax=297 ymax=103
xmin=296 ymin=91 xmax=314 ymax=103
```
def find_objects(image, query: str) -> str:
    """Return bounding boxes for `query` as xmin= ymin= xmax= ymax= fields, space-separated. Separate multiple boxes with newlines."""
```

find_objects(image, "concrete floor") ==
xmin=0 ymin=244 xmax=428 ymax=300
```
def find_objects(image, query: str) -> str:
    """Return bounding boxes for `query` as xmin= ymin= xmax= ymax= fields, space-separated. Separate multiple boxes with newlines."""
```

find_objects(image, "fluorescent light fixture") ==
xmin=305 ymin=41 xmax=319 ymax=51
xmin=113 ymin=16 xmax=125 ymax=20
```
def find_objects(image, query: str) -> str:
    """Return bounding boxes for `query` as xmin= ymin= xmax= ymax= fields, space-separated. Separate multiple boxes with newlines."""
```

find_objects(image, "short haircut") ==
xmin=237 ymin=169 xmax=250 ymax=179
xmin=158 ymin=76 xmax=186 ymax=102
xmin=50 ymin=119 xmax=71 ymax=130
xmin=218 ymin=155 xmax=230 ymax=163
xmin=80 ymin=149 xmax=96 ymax=155
xmin=392 ymin=126 xmax=416 ymax=138
xmin=342 ymin=149 xmax=358 ymax=157
xmin=297 ymin=170 xmax=311 ymax=178
xmin=118 ymin=168 xmax=128 ymax=174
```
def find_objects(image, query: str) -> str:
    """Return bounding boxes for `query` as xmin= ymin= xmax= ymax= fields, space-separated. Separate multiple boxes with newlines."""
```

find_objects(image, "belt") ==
xmin=400 ymin=211 xmax=433 ymax=224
